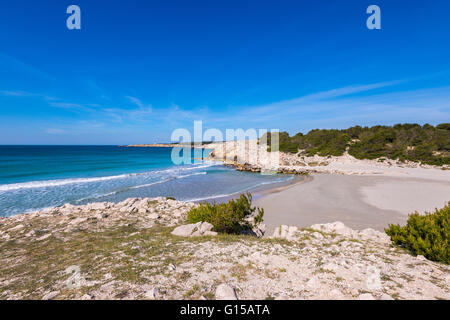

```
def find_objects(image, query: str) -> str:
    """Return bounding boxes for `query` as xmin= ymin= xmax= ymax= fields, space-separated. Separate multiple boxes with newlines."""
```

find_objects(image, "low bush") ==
xmin=385 ymin=203 xmax=449 ymax=264
xmin=187 ymin=193 xmax=264 ymax=234
xmin=261 ymin=123 xmax=450 ymax=165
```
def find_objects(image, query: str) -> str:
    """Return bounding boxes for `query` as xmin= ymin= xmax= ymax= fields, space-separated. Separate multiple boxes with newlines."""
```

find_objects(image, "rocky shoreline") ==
xmin=1 ymin=197 xmax=448 ymax=300
xmin=207 ymin=140 xmax=450 ymax=179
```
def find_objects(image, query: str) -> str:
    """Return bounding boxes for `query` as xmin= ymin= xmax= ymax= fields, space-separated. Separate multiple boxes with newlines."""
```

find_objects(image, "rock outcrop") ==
xmin=272 ymin=222 xmax=390 ymax=244
xmin=171 ymin=222 xmax=218 ymax=237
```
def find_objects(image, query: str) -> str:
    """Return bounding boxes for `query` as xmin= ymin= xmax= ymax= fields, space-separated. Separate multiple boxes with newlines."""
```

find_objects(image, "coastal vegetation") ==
xmin=187 ymin=193 xmax=264 ymax=234
xmin=1 ymin=196 xmax=449 ymax=299
xmin=385 ymin=203 xmax=449 ymax=264
xmin=263 ymin=123 xmax=450 ymax=165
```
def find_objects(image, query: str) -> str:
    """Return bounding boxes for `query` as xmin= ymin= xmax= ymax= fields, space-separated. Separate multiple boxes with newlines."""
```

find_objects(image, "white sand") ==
xmin=360 ymin=179 xmax=450 ymax=214
xmin=255 ymin=174 xmax=450 ymax=233
xmin=208 ymin=141 xmax=450 ymax=232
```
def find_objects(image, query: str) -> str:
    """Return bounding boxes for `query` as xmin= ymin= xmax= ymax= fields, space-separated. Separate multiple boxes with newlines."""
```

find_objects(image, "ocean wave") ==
xmin=0 ymin=163 xmax=216 ymax=192
xmin=74 ymin=171 xmax=208 ymax=203
xmin=185 ymin=176 xmax=293 ymax=202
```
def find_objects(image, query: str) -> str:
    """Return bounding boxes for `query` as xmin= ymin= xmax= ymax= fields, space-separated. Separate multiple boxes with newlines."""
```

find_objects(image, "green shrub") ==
xmin=261 ymin=123 xmax=450 ymax=165
xmin=187 ymin=193 xmax=264 ymax=234
xmin=385 ymin=204 xmax=449 ymax=264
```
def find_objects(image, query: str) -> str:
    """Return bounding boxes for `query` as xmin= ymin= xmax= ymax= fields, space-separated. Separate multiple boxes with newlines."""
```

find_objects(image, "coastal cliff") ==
xmin=206 ymin=140 xmax=450 ymax=180
xmin=1 ymin=197 xmax=448 ymax=300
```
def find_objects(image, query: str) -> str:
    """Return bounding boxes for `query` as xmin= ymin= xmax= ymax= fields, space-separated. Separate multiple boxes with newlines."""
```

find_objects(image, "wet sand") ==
xmin=254 ymin=174 xmax=450 ymax=234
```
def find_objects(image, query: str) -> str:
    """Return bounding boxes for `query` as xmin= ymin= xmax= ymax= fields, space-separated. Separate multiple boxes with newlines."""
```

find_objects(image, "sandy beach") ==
xmin=255 ymin=174 xmax=450 ymax=233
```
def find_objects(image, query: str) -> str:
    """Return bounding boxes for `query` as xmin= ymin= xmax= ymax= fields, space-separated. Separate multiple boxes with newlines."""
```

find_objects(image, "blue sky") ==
xmin=0 ymin=0 xmax=449 ymax=144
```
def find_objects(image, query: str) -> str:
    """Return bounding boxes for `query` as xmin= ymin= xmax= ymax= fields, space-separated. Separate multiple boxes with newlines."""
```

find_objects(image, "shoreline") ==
xmin=2 ymin=141 xmax=449 ymax=234
xmin=190 ymin=173 xmax=306 ymax=205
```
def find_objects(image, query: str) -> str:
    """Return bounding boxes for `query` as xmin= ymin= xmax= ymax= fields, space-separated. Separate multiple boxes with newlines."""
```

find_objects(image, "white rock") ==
xmin=42 ymin=291 xmax=59 ymax=300
xmin=199 ymin=222 xmax=214 ymax=234
xmin=359 ymin=228 xmax=390 ymax=243
xmin=311 ymin=221 xmax=356 ymax=237
xmin=323 ymin=263 xmax=338 ymax=273
xmin=25 ymin=230 xmax=35 ymax=237
xmin=171 ymin=224 xmax=198 ymax=237
xmin=215 ymin=284 xmax=237 ymax=300
xmin=329 ymin=289 xmax=344 ymax=299
xmin=306 ymin=277 xmax=317 ymax=288
xmin=172 ymin=209 xmax=183 ymax=218
xmin=148 ymin=213 xmax=160 ymax=220
xmin=119 ymin=206 xmax=129 ymax=213
xmin=145 ymin=288 xmax=160 ymax=299
xmin=69 ymin=217 xmax=87 ymax=225
xmin=168 ymin=263 xmax=177 ymax=271
xmin=191 ymin=230 xmax=202 ymax=237
xmin=9 ymin=224 xmax=24 ymax=232
xmin=280 ymin=225 xmax=289 ymax=238
xmin=312 ymin=232 xmax=324 ymax=239
xmin=380 ymin=294 xmax=394 ymax=300
xmin=286 ymin=226 xmax=298 ymax=240
xmin=87 ymin=202 xmax=106 ymax=211
xmin=203 ymin=231 xmax=218 ymax=236
xmin=358 ymin=293 xmax=375 ymax=300
xmin=36 ymin=233 xmax=51 ymax=241
xmin=272 ymin=226 xmax=281 ymax=238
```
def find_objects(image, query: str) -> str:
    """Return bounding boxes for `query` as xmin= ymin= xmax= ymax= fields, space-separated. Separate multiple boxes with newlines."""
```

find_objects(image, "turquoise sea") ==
xmin=0 ymin=146 xmax=292 ymax=217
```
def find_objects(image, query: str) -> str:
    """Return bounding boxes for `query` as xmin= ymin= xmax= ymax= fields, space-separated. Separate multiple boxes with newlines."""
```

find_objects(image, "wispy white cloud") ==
xmin=49 ymin=102 xmax=95 ymax=112
xmin=0 ymin=90 xmax=56 ymax=100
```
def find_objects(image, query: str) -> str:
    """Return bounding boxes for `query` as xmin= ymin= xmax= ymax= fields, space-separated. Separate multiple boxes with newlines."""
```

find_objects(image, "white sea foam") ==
xmin=185 ymin=176 xmax=293 ymax=202
xmin=73 ymin=171 xmax=208 ymax=203
xmin=0 ymin=164 xmax=216 ymax=192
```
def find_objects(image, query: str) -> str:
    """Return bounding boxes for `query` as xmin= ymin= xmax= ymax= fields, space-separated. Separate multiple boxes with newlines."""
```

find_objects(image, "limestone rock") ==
xmin=171 ymin=224 xmax=198 ymax=237
xmin=42 ymin=291 xmax=59 ymax=300
xmin=311 ymin=221 xmax=357 ymax=238
xmin=358 ymin=293 xmax=375 ymax=300
xmin=171 ymin=222 xmax=217 ymax=237
xmin=199 ymin=222 xmax=214 ymax=234
xmin=359 ymin=228 xmax=390 ymax=243
xmin=145 ymin=288 xmax=160 ymax=299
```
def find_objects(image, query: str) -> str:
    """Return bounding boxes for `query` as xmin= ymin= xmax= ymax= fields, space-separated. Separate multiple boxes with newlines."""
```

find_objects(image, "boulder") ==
xmin=203 ymin=231 xmax=218 ymax=236
xmin=199 ymin=222 xmax=214 ymax=234
xmin=171 ymin=224 xmax=198 ymax=237
xmin=171 ymin=222 xmax=217 ymax=237
xmin=271 ymin=225 xmax=297 ymax=240
xmin=359 ymin=228 xmax=390 ymax=243
xmin=311 ymin=221 xmax=356 ymax=238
